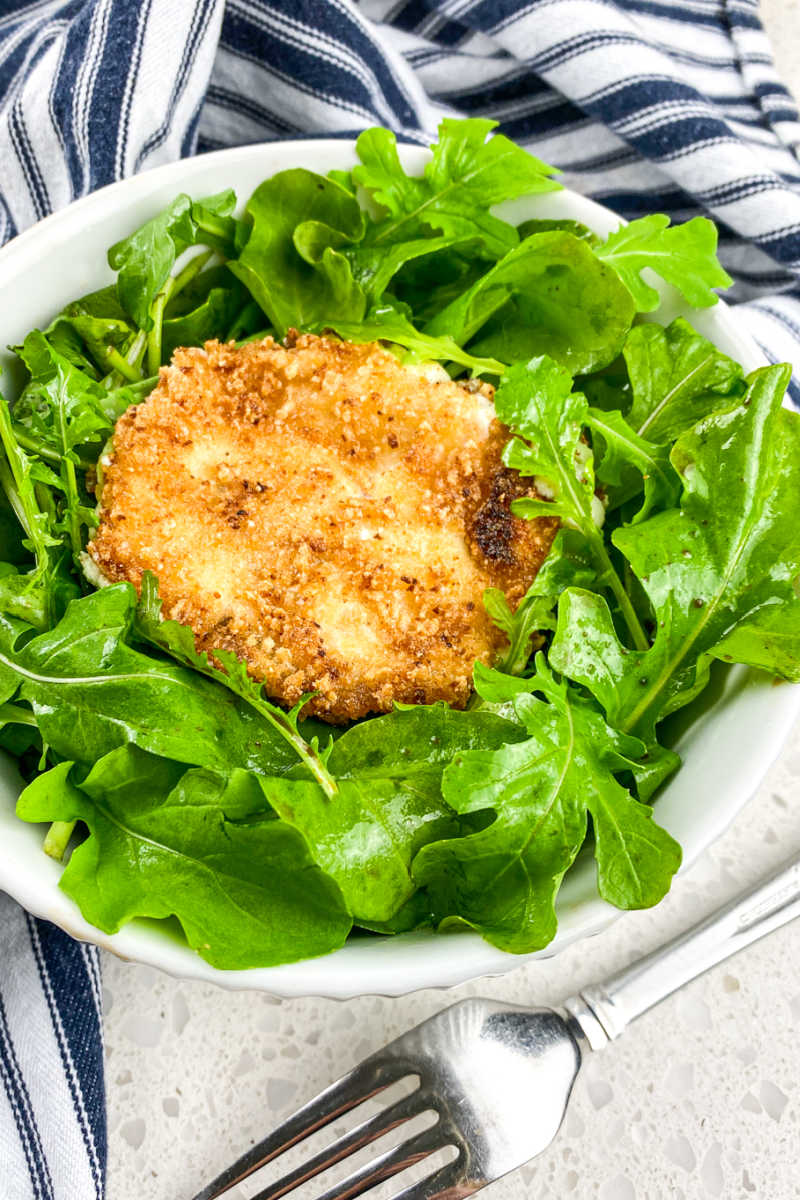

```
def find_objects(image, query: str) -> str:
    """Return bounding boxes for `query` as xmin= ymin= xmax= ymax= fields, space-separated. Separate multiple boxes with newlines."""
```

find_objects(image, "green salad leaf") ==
xmin=595 ymin=215 xmax=733 ymax=312
xmin=109 ymin=190 xmax=237 ymax=329
xmin=346 ymin=234 xmax=477 ymax=305
xmin=495 ymin=356 xmax=649 ymax=650
xmin=0 ymin=117 xmax=794 ymax=972
xmin=259 ymin=704 xmax=525 ymax=924
xmin=354 ymin=119 xmax=560 ymax=257
xmin=623 ymin=317 xmax=745 ymax=441
xmin=425 ymin=230 xmax=636 ymax=373
xmin=482 ymin=586 xmax=557 ymax=676
xmin=17 ymin=749 xmax=351 ymax=968
xmin=161 ymin=270 xmax=253 ymax=359
xmin=414 ymin=659 xmax=681 ymax=952
xmin=550 ymin=364 xmax=800 ymax=738
xmin=229 ymin=169 xmax=366 ymax=335
xmin=0 ymin=585 xmax=299 ymax=774
xmin=320 ymin=304 xmax=506 ymax=375
xmin=586 ymin=406 xmax=680 ymax=522
xmin=134 ymin=572 xmax=337 ymax=795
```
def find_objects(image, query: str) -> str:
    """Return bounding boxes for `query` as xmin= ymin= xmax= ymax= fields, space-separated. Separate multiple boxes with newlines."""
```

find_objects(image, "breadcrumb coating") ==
xmin=88 ymin=334 xmax=557 ymax=722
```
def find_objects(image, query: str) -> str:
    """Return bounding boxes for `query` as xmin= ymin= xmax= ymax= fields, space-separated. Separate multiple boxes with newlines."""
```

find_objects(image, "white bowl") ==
xmin=0 ymin=141 xmax=797 ymax=998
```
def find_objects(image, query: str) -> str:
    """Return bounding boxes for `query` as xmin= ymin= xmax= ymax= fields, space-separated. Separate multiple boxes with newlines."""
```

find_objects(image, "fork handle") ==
xmin=565 ymin=854 xmax=800 ymax=1050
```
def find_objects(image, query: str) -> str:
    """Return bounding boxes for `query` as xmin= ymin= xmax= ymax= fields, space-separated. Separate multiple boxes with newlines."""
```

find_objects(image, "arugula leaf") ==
xmin=135 ymin=572 xmax=337 ymax=795
xmin=550 ymin=364 xmax=800 ymax=739
xmin=468 ymin=659 xmax=679 ymax=801
xmin=517 ymin=217 xmax=600 ymax=245
xmin=319 ymin=304 xmax=505 ymax=376
xmin=108 ymin=195 xmax=193 ymax=329
xmin=0 ymin=391 xmax=79 ymax=628
xmin=587 ymin=407 xmax=680 ymax=522
xmin=356 ymin=890 xmax=433 ymax=935
xmin=229 ymin=170 xmax=365 ymax=335
xmin=17 ymin=749 xmax=350 ymax=968
xmin=413 ymin=659 xmax=681 ymax=952
xmin=532 ymin=527 xmax=598 ymax=596
xmin=0 ymin=492 xmax=28 ymax=566
xmin=258 ymin=704 xmax=525 ymax=923
xmin=483 ymin=587 xmax=557 ymax=676
xmin=189 ymin=189 xmax=239 ymax=255
xmin=15 ymin=332 xmax=120 ymax=447
xmin=595 ymin=216 xmax=733 ymax=312
xmin=355 ymin=120 xmax=560 ymax=258
xmin=162 ymin=283 xmax=250 ymax=360
xmin=11 ymin=332 xmax=126 ymax=558
xmin=425 ymin=231 xmax=636 ymax=374
xmin=108 ymin=191 xmax=237 ymax=329
xmin=712 ymin=599 xmax=800 ymax=680
xmin=623 ymin=318 xmax=745 ymax=440
xmin=495 ymin=356 xmax=649 ymax=650
xmin=0 ymin=584 xmax=299 ymax=774
xmin=346 ymin=235 xmax=477 ymax=306
xmin=327 ymin=168 xmax=355 ymax=194
xmin=392 ymin=241 xmax=490 ymax=324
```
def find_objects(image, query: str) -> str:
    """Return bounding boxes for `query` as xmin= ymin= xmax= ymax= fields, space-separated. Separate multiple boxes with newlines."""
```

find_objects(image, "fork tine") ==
xmin=248 ymin=1088 xmax=431 ymax=1200
xmin=299 ymin=1122 xmax=445 ymax=1200
xmin=191 ymin=1057 xmax=402 ymax=1200
xmin=387 ymin=1158 xmax=478 ymax=1200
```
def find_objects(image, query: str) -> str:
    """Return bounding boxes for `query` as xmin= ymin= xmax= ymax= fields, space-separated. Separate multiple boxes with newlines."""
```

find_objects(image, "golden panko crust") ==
xmin=88 ymin=334 xmax=557 ymax=722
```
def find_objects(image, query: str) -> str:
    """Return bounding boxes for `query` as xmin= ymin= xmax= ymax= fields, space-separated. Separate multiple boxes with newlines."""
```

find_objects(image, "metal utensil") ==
xmin=193 ymin=855 xmax=800 ymax=1200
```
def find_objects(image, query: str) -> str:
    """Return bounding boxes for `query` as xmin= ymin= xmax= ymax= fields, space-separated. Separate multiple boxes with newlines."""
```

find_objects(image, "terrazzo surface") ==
xmin=104 ymin=4 xmax=800 ymax=1197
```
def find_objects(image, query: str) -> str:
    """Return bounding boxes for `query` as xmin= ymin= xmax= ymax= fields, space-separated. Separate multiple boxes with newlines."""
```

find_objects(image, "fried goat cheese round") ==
xmin=88 ymin=334 xmax=557 ymax=722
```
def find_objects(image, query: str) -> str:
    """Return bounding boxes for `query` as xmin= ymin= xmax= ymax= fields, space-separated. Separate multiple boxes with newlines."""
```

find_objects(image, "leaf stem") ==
xmin=171 ymin=248 xmax=215 ymax=302
xmin=246 ymin=693 xmax=338 ymax=798
xmin=52 ymin=388 xmax=84 ymax=560
xmin=146 ymin=280 xmax=175 ymax=376
xmin=586 ymin=526 xmax=649 ymax=651
xmin=11 ymin=427 xmax=95 ymax=473
xmin=146 ymin=250 xmax=215 ymax=377
xmin=134 ymin=579 xmax=339 ymax=798
xmin=44 ymin=819 xmax=76 ymax=861
xmin=127 ymin=329 xmax=148 ymax=374
xmin=104 ymin=346 xmax=141 ymax=383
xmin=0 ymin=701 xmax=38 ymax=727
xmin=225 ymin=299 xmax=261 ymax=342
xmin=0 ymin=402 xmax=52 ymax=567
xmin=61 ymin=456 xmax=82 ymax=558
xmin=526 ymin=409 xmax=650 ymax=653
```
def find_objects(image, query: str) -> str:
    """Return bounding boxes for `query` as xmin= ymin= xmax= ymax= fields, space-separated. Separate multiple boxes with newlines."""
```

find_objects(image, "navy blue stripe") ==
xmin=622 ymin=0 xmax=761 ymax=30
xmin=216 ymin=36 xmax=380 ymax=127
xmin=754 ymin=296 xmax=800 ymax=345
xmin=110 ymin=0 xmax=153 ymax=180
xmin=27 ymin=916 xmax=105 ymax=1199
xmin=9 ymin=92 xmax=51 ymax=219
xmin=391 ymin=0 xmax=470 ymax=47
xmin=47 ymin=0 xmax=105 ymax=192
xmin=180 ymin=93 xmax=205 ymax=157
xmin=47 ymin=0 xmax=107 ymax=194
xmin=135 ymin=0 xmax=216 ymax=169
xmin=205 ymin=81 xmax=299 ymax=134
xmin=223 ymin=0 xmax=423 ymax=133
xmin=0 ymin=188 xmax=18 ymax=242
xmin=0 ymin=988 xmax=54 ymax=1200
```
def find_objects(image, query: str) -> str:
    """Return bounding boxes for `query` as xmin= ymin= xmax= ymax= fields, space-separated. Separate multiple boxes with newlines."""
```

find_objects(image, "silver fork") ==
xmin=192 ymin=855 xmax=800 ymax=1200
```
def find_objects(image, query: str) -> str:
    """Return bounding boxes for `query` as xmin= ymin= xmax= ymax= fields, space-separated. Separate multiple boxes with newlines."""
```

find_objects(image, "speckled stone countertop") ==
xmin=104 ymin=6 xmax=800 ymax=1197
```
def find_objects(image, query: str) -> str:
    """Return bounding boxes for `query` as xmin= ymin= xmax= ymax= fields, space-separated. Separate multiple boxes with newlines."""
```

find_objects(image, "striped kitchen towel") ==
xmin=0 ymin=0 xmax=799 ymax=1195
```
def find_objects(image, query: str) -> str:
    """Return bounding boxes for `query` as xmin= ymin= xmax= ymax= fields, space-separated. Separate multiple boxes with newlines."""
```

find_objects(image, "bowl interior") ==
xmin=0 ymin=140 xmax=797 ymax=998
